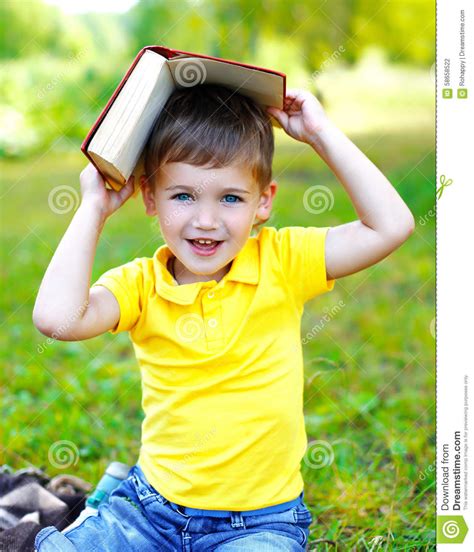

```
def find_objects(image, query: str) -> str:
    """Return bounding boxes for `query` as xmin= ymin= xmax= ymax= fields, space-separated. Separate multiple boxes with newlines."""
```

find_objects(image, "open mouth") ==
xmin=186 ymin=239 xmax=223 ymax=256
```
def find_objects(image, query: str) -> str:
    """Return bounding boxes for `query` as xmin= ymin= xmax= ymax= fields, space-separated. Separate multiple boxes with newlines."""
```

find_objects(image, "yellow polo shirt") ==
xmin=91 ymin=225 xmax=336 ymax=510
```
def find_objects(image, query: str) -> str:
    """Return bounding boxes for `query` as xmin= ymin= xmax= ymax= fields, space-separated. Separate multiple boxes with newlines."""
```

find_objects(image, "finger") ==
xmin=266 ymin=106 xmax=281 ymax=120
xmin=267 ymin=106 xmax=288 ymax=128
xmin=119 ymin=176 xmax=135 ymax=200
xmin=284 ymin=89 xmax=304 ymax=102
xmin=284 ymin=93 xmax=301 ymax=109
xmin=125 ymin=175 xmax=135 ymax=192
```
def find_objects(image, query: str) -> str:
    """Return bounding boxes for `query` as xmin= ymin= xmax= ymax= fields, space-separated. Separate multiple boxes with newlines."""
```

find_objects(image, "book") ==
xmin=81 ymin=45 xmax=286 ymax=196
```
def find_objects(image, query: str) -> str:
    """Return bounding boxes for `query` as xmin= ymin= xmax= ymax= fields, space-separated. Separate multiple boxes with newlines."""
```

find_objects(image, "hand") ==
xmin=79 ymin=163 xmax=135 ymax=220
xmin=266 ymin=89 xmax=331 ymax=145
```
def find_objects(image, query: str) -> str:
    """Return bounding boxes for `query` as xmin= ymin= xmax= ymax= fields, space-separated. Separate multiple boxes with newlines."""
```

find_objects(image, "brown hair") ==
xmin=144 ymin=84 xmax=274 ymax=195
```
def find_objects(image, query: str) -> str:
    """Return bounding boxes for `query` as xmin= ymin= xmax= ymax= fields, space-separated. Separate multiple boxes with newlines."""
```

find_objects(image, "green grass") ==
xmin=1 ymin=126 xmax=435 ymax=550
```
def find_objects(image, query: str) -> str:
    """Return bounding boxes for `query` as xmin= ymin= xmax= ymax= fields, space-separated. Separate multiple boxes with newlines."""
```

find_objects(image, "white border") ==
xmin=437 ymin=0 xmax=474 ymax=548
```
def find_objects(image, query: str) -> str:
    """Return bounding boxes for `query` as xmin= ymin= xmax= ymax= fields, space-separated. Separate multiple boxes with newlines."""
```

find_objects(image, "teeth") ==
xmin=196 ymin=239 xmax=214 ymax=244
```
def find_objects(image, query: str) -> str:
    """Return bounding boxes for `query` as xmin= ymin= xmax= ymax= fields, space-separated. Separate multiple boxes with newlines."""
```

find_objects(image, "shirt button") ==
xmin=208 ymin=318 xmax=217 ymax=328
xmin=208 ymin=291 xmax=214 ymax=298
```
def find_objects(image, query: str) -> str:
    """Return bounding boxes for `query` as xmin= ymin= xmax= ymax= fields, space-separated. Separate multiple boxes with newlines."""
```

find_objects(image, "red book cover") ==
xmin=81 ymin=45 xmax=286 ymax=190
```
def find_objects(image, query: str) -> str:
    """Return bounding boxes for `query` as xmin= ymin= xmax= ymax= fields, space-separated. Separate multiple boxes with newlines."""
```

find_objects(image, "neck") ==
xmin=169 ymin=255 xmax=232 ymax=285
xmin=168 ymin=257 xmax=177 ymax=283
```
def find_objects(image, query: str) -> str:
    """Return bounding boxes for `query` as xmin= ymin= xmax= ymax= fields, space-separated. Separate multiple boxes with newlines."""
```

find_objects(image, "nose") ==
xmin=192 ymin=206 xmax=219 ymax=230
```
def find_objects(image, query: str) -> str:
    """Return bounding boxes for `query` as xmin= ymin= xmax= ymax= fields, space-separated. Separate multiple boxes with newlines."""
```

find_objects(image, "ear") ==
xmin=255 ymin=180 xmax=278 ymax=224
xmin=140 ymin=174 xmax=158 ymax=216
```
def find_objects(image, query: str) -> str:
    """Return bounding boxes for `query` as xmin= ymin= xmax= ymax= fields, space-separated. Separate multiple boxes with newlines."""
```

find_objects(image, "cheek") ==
xmin=157 ymin=202 xmax=189 ymax=228
xmin=224 ymin=207 xmax=250 ymax=221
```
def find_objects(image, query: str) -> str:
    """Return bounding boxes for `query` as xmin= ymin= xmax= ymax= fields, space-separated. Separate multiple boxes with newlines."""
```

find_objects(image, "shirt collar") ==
xmin=152 ymin=237 xmax=260 ymax=304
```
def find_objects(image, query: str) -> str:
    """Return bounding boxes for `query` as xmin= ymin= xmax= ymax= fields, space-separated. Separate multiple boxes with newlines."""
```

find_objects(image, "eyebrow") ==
xmin=164 ymin=184 xmax=251 ymax=195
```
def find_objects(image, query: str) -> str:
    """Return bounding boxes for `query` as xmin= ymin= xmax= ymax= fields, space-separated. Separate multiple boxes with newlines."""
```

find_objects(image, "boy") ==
xmin=33 ymin=84 xmax=414 ymax=551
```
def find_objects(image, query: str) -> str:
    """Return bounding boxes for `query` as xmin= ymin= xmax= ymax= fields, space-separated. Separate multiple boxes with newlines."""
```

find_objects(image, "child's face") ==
xmin=141 ymin=162 xmax=277 ymax=284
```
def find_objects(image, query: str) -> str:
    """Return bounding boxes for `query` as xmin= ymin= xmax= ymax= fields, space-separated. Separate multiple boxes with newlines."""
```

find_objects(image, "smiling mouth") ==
xmin=186 ymin=239 xmax=222 ymax=246
xmin=186 ymin=239 xmax=224 ymax=255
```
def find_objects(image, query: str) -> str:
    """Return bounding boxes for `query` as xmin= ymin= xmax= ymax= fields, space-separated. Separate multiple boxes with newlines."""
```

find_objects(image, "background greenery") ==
xmin=1 ymin=0 xmax=435 ymax=549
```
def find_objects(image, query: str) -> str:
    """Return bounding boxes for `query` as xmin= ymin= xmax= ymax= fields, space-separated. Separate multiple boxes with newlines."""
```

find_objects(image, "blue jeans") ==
xmin=35 ymin=464 xmax=313 ymax=551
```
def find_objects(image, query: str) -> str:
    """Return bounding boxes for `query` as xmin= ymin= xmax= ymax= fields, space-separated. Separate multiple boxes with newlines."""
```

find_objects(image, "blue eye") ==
xmin=171 ymin=193 xmax=242 ymax=203
xmin=223 ymin=195 xmax=242 ymax=203
xmin=172 ymin=193 xmax=193 ymax=201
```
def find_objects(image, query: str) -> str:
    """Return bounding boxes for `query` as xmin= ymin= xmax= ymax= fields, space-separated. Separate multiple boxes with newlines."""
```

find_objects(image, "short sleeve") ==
xmin=275 ymin=226 xmax=336 ymax=305
xmin=91 ymin=258 xmax=144 ymax=334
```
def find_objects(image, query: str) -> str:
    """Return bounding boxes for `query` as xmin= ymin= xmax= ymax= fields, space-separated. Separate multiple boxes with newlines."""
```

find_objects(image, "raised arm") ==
xmin=267 ymin=90 xmax=415 ymax=281
xmin=32 ymin=164 xmax=135 ymax=340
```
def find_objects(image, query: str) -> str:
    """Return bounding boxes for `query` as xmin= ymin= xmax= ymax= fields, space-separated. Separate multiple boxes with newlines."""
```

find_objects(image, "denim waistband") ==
xmin=174 ymin=492 xmax=304 ymax=518
xmin=134 ymin=464 xmax=304 ymax=517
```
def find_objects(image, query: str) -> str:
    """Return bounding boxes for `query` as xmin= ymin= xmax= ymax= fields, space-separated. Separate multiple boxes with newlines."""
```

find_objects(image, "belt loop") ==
xmin=133 ymin=466 xmax=168 ymax=504
xmin=170 ymin=502 xmax=190 ymax=517
xmin=230 ymin=511 xmax=246 ymax=529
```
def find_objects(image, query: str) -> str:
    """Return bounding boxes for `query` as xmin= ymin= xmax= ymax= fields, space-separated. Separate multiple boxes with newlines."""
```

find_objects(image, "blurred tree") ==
xmin=0 ymin=0 xmax=84 ymax=59
xmin=260 ymin=0 xmax=355 ymax=66
xmin=0 ymin=0 xmax=434 ymax=158
xmin=351 ymin=0 xmax=435 ymax=65
xmin=125 ymin=0 xmax=434 ymax=73
xmin=126 ymin=0 xmax=208 ymax=55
